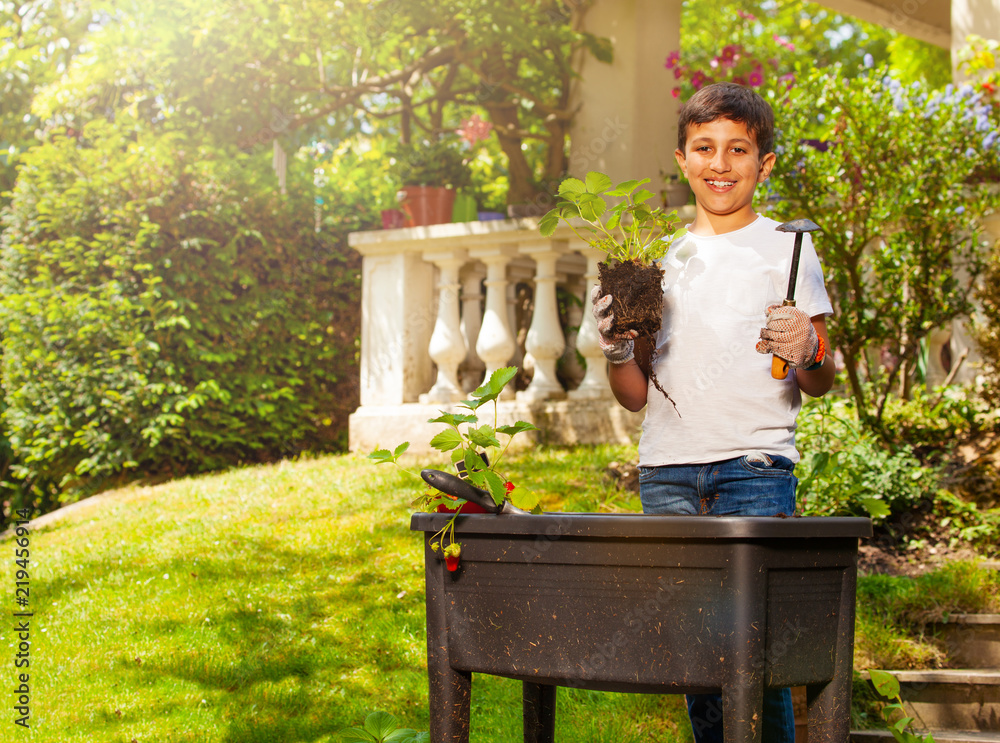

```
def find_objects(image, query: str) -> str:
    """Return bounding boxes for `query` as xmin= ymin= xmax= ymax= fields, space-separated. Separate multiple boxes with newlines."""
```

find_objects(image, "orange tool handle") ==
xmin=771 ymin=355 xmax=789 ymax=380
xmin=770 ymin=298 xmax=795 ymax=380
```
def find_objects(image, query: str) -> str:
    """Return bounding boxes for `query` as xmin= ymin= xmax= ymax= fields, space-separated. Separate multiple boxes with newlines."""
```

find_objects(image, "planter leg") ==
xmin=723 ymin=682 xmax=764 ymax=743
xmin=428 ymin=664 xmax=471 ymax=743
xmin=724 ymin=543 xmax=766 ymax=743
xmin=522 ymin=682 xmax=557 ymax=743
xmin=425 ymin=544 xmax=472 ymax=742
xmin=806 ymin=566 xmax=857 ymax=742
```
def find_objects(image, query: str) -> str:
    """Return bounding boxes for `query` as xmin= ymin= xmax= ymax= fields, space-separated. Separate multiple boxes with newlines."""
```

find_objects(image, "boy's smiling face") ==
xmin=674 ymin=117 xmax=776 ymax=235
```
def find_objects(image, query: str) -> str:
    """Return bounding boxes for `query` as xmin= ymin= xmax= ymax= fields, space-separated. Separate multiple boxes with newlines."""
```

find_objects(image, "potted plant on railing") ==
xmin=539 ymin=171 xmax=687 ymax=405
xmin=394 ymin=136 xmax=473 ymax=227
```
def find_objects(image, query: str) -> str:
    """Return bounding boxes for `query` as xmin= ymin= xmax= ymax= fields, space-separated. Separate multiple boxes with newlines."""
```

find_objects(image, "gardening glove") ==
xmin=591 ymin=285 xmax=636 ymax=365
xmin=755 ymin=304 xmax=820 ymax=369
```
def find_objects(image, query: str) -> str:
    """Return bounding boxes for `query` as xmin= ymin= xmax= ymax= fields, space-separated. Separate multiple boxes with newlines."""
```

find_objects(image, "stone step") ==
xmin=852 ymin=729 xmax=1000 ymax=743
xmin=936 ymin=615 xmax=1000 ymax=669
xmin=893 ymin=669 xmax=1000 ymax=732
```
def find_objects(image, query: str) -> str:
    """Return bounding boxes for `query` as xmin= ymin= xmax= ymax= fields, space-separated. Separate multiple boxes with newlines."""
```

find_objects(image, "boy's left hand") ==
xmin=756 ymin=305 xmax=820 ymax=368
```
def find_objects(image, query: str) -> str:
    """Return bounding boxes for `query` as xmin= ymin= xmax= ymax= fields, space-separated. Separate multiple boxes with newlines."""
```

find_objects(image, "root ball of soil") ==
xmin=597 ymin=260 xmax=665 ymax=339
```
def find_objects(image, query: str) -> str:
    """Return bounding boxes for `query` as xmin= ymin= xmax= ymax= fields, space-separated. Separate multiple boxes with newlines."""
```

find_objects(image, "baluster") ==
xmin=518 ymin=242 xmax=567 ymax=402
xmin=570 ymin=246 xmax=612 ymax=399
xmin=419 ymin=250 xmax=468 ymax=404
xmin=459 ymin=262 xmax=486 ymax=392
xmin=470 ymin=245 xmax=518 ymax=393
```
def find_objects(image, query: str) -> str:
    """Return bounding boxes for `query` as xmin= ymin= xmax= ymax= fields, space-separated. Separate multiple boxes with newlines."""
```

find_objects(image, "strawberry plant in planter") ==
xmin=369 ymin=366 xmax=539 ymax=571
xmin=539 ymin=172 xmax=687 ymax=402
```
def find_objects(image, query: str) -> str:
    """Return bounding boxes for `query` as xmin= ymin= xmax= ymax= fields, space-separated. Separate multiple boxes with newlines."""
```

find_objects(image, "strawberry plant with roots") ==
xmin=538 ymin=172 xmax=687 ymax=264
xmin=369 ymin=366 xmax=539 ymax=570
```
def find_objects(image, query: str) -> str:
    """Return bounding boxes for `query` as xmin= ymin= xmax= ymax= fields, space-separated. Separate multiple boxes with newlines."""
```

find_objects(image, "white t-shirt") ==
xmin=638 ymin=215 xmax=833 ymax=466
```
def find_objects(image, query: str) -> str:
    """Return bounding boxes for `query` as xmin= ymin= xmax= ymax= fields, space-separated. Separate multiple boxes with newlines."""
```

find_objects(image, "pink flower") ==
xmin=778 ymin=72 xmax=796 ymax=90
xmin=738 ymin=9 xmax=756 ymax=21
xmin=719 ymin=45 xmax=741 ymax=67
xmin=664 ymin=50 xmax=681 ymax=69
xmin=672 ymin=87 xmax=681 ymax=99
xmin=773 ymin=34 xmax=795 ymax=51
xmin=747 ymin=68 xmax=764 ymax=87
xmin=457 ymin=114 xmax=492 ymax=146
xmin=691 ymin=71 xmax=710 ymax=90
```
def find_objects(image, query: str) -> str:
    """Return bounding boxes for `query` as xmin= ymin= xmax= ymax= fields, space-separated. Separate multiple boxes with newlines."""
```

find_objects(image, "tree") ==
xmin=12 ymin=0 xmax=611 ymax=206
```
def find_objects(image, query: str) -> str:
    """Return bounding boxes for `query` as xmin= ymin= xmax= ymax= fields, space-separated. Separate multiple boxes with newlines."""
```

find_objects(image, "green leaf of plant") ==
xmin=585 ymin=171 xmax=612 ymax=194
xmin=538 ymin=210 xmax=560 ymax=237
xmin=892 ymin=717 xmax=915 ymax=733
xmin=428 ymin=412 xmax=478 ymax=427
xmin=463 ymin=449 xmax=488 ymax=476
xmin=557 ymin=177 xmax=587 ymax=197
xmin=385 ymin=729 xmax=423 ymax=742
xmin=364 ymin=711 xmax=400 ymax=739
xmin=368 ymin=449 xmax=395 ymax=464
xmin=509 ymin=485 xmax=540 ymax=512
xmin=393 ymin=442 xmax=410 ymax=458
xmin=429 ymin=428 xmax=464 ymax=452
xmin=869 ymin=669 xmax=901 ymax=699
xmin=338 ymin=727 xmax=376 ymax=742
xmin=579 ymin=194 xmax=606 ymax=222
xmin=481 ymin=469 xmax=507 ymax=505
xmin=606 ymin=179 xmax=640 ymax=197
xmin=472 ymin=366 xmax=517 ymax=405
xmin=468 ymin=425 xmax=500 ymax=449
xmin=497 ymin=421 xmax=538 ymax=436
xmin=633 ymin=188 xmax=655 ymax=204
xmin=859 ymin=497 xmax=892 ymax=520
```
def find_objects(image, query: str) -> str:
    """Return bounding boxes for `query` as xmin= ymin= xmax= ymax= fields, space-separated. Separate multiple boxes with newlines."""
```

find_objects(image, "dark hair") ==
xmin=677 ymin=82 xmax=775 ymax=157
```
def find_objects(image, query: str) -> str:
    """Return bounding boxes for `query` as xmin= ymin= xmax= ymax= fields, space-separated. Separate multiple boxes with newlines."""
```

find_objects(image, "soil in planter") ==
xmin=597 ymin=260 xmax=678 ymax=413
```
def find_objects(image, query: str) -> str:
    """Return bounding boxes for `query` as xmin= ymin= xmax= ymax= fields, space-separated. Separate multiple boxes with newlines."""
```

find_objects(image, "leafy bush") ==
xmin=0 ymin=120 xmax=361 ymax=512
xmin=879 ymin=384 xmax=997 ymax=462
xmin=796 ymin=396 xmax=940 ymax=521
xmin=767 ymin=60 xmax=999 ymax=437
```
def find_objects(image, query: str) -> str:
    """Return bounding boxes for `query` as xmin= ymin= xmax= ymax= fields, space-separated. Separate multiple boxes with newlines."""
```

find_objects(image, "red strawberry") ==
xmin=445 ymin=554 xmax=460 ymax=571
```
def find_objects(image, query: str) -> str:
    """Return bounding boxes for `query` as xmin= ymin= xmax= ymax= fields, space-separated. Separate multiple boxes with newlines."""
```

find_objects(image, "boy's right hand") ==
xmin=591 ymin=285 xmax=637 ymax=364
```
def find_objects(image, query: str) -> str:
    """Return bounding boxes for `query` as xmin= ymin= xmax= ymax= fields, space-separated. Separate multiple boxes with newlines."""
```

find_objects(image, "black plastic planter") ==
xmin=411 ymin=512 xmax=872 ymax=743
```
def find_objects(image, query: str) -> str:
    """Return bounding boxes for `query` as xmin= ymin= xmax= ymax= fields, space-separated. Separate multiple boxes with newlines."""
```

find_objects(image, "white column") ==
xmin=458 ymin=262 xmax=486 ymax=392
xmin=518 ymin=243 xmax=568 ymax=401
xmin=569 ymin=246 xmax=612 ymax=399
xmin=419 ymin=250 xmax=468 ymax=404
xmin=470 ymin=245 xmax=518 ymax=394
xmin=568 ymin=0 xmax=682 ymax=184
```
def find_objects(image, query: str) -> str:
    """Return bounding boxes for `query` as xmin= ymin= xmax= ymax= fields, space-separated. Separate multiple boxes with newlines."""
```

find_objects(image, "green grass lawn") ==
xmin=5 ymin=443 xmax=997 ymax=742
xmin=1 ymin=444 xmax=697 ymax=742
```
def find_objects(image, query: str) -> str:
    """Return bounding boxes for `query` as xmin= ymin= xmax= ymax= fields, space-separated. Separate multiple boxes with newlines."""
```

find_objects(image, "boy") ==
xmin=592 ymin=82 xmax=835 ymax=742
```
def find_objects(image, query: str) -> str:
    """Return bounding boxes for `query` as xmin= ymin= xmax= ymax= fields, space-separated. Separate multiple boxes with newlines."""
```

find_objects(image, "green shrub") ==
xmin=796 ymin=396 xmax=940 ymax=521
xmin=0 ymin=121 xmax=361 ymax=512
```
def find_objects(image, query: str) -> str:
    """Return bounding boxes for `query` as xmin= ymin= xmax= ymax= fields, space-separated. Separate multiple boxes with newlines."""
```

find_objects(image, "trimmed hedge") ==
xmin=0 ymin=122 xmax=361 ymax=512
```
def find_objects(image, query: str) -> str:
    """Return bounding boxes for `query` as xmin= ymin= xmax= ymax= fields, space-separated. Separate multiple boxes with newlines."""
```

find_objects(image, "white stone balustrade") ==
xmin=346 ymin=218 xmax=668 ymax=453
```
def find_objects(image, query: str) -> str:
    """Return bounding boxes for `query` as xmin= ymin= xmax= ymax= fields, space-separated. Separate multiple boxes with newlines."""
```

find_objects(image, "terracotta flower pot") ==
xmin=397 ymin=186 xmax=456 ymax=227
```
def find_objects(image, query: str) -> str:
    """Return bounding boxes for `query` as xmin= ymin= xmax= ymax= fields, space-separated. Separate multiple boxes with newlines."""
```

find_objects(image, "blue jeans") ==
xmin=639 ymin=453 xmax=797 ymax=743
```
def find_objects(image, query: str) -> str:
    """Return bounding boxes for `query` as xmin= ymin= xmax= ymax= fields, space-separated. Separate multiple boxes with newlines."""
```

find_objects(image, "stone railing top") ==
xmin=348 ymin=209 xmax=697 ymax=256
xmin=348 ymin=217 xmax=572 ymax=256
